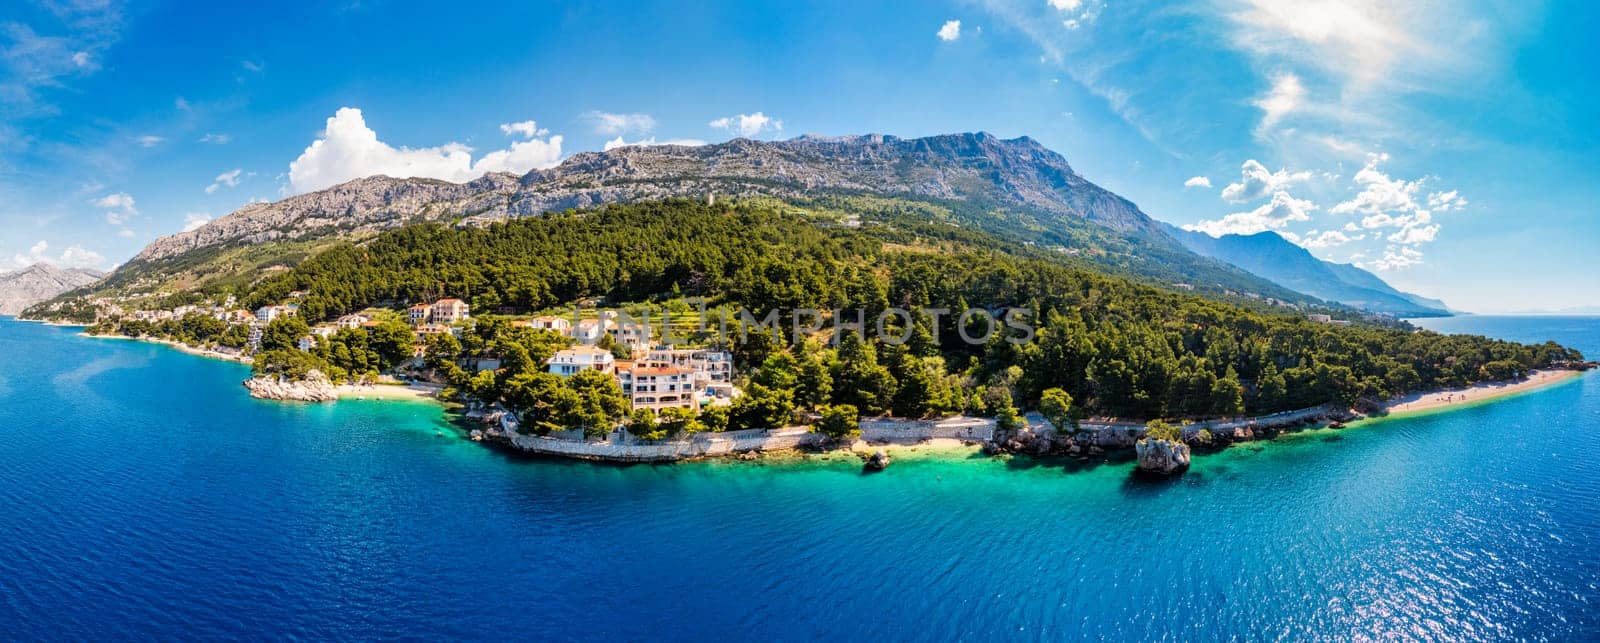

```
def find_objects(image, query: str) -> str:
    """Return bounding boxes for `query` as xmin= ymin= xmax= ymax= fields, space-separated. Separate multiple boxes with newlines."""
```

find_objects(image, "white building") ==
xmin=514 ymin=315 xmax=573 ymax=334
xmin=625 ymin=366 xmax=699 ymax=412
xmin=335 ymin=314 xmax=370 ymax=329
xmin=640 ymin=348 xmax=735 ymax=398
xmin=548 ymin=345 xmax=616 ymax=376
xmin=572 ymin=318 xmax=613 ymax=343
xmin=431 ymin=298 xmax=470 ymax=324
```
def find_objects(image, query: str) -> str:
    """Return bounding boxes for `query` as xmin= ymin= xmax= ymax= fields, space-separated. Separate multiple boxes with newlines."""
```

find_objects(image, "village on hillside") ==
xmin=107 ymin=293 xmax=739 ymax=415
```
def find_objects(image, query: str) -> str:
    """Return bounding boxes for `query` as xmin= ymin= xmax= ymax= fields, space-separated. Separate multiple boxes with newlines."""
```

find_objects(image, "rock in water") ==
xmin=1135 ymin=438 xmax=1190 ymax=475
xmin=242 ymin=369 xmax=339 ymax=402
xmin=865 ymin=449 xmax=892 ymax=471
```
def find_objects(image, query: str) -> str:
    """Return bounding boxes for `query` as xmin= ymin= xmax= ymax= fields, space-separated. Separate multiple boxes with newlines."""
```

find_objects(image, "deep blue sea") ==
xmin=2 ymin=316 xmax=1598 ymax=640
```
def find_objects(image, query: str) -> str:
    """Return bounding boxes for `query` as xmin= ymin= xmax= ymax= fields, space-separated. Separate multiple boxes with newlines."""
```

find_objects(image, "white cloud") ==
xmin=582 ymin=111 xmax=656 ymax=136
xmin=1048 ymin=0 xmax=1082 ymax=10
xmin=1427 ymin=189 xmax=1467 ymax=211
xmin=1328 ymin=152 xmax=1458 ymax=249
xmin=286 ymin=107 xmax=565 ymax=194
xmin=1183 ymin=175 xmax=1212 ymax=189
xmin=498 ymin=120 xmax=548 ymax=138
xmin=1220 ymin=159 xmax=1311 ymax=203
xmin=1300 ymin=229 xmax=1362 ymax=249
xmin=58 ymin=245 xmax=104 ymax=268
xmin=602 ymin=136 xmax=707 ymax=151
xmin=1183 ymin=191 xmax=1317 ymax=237
xmin=1365 ymin=245 xmax=1424 ymax=271
xmin=93 ymin=192 xmax=137 ymax=226
xmin=92 ymin=192 xmax=135 ymax=210
xmin=937 ymin=20 xmax=962 ymax=41
xmin=1226 ymin=0 xmax=1435 ymax=87
xmin=1253 ymin=72 xmax=1304 ymax=132
xmin=198 ymin=133 xmax=232 ymax=144
xmin=1387 ymin=223 xmax=1439 ymax=244
xmin=137 ymin=135 xmax=164 ymax=148
xmin=1330 ymin=153 xmax=1420 ymax=216
xmin=116 ymin=228 xmax=134 ymax=238
xmin=708 ymin=111 xmax=783 ymax=138
xmin=11 ymin=240 xmax=105 ymax=269
xmin=72 ymin=51 xmax=90 ymax=66
xmin=182 ymin=213 xmax=211 ymax=232
xmin=205 ymin=168 xmax=244 ymax=194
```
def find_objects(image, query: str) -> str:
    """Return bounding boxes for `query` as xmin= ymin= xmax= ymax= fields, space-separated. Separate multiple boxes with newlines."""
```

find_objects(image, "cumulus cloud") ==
xmin=1220 ymin=159 xmax=1311 ymax=203
xmin=582 ymin=111 xmax=656 ymax=136
xmin=1048 ymin=0 xmax=1082 ymax=10
xmin=11 ymin=240 xmax=105 ymax=269
xmin=1183 ymin=191 xmax=1317 ymax=237
xmin=602 ymin=136 xmax=707 ymax=151
xmin=1331 ymin=153 xmax=1419 ymax=216
xmin=1427 ymin=189 xmax=1467 ymax=211
xmin=1365 ymin=245 xmax=1424 ymax=271
xmin=182 ymin=213 xmax=211 ymax=232
xmin=205 ymin=168 xmax=244 ymax=194
xmin=498 ymin=120 xmax=548 ymax=138
xmin=93 ymin=192 xmax=137 ymax=226
xmin=937 ymin=20 xmax=962 ymax=41
xmin=1183 ymin=176 xmax=1212 ymax=189
xmin=1329 ymin=152 xmax=1457 ymax=248
xmin=1252 ymin=72 xmax=1304 ymax=133
xmin=198 ymin=133 xmax=231 ymax=144
xmin=286 ymin=107 xmax=564 ymax=194
xmin=708 ymin=111 xmax=782 ymax=138
xmin=1300 ymin=229 xmax=1362 ymax=249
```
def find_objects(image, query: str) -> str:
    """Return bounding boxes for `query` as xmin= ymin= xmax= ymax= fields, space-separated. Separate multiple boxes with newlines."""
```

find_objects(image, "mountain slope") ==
xmin=43 ymin=132 xmax=1332 ymax=317
xmin=1163 ymin=224 xmax=1450 ymax=316
xmin=0 ymin=263 xmax=104 ymax=315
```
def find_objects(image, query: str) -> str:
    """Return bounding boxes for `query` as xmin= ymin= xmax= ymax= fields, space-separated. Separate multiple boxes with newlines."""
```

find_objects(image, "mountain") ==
xmin=0 ymin=263 xmax=104 ymax=315
xmin=42 ymin=132 xmax=1333 ymax=317
xmin=1162 ymin=224 xmax=1451 ymax=317
xmin=134 ymin=133 xmax=1167 ymax=263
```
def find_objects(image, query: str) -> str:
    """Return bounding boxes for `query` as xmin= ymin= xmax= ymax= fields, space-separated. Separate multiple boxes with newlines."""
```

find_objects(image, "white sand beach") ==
xmin=1381 ymin=369 xmax=1585 ymax=415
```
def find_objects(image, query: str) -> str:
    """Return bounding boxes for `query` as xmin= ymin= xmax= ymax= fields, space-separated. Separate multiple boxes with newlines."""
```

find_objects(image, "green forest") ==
xmin=90 ymin=199 xmax=1584 ymax=436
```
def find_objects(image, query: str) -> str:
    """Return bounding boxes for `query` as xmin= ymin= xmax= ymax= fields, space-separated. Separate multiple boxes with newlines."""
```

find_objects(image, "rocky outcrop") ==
xmin=1135 ymin=438 xmax=1190 ymax=475
xmin=243 ymin=370 xmax=338 ymax=402
xmin=0 ymin=263 xmax=103 ymax=315
xmin=864 ymin=449 xmax=892 ymax=471
xmin=127 ymin=132 xmax=1163 ymax=265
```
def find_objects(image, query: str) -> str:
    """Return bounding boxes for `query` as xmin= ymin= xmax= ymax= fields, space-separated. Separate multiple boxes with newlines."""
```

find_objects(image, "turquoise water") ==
xmin=2 ymin=316 xmax=1598 ymax=640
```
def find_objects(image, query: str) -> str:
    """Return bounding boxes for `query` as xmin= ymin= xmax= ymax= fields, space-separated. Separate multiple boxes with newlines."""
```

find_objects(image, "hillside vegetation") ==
xmin=197 ymin=199 xmax=1583 ymax=426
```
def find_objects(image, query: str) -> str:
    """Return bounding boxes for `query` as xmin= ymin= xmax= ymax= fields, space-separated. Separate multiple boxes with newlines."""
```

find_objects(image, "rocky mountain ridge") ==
xmin=0 ymin=263 xmax=104 ymax=315
xmin=134 ymin=133 xmax=1163 ymax=263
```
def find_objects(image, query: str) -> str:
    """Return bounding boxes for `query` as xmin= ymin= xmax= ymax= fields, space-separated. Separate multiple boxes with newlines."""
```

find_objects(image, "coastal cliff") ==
xmin=243 ymin=371 xmax=339 ymax=402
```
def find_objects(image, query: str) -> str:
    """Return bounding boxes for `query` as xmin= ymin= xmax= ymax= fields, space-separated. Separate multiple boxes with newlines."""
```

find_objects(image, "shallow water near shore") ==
xmin=2 ymin=316 xmax=1599 ymax=639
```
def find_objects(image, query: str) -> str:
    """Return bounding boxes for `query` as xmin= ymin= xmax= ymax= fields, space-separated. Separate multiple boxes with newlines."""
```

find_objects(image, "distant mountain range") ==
xmin=1162 ymin=224 xmax=1451 ymax=317
xmin=36 ymin=132 xmax=1439 ymax=319
xmin=0 ymin=263 xmax=104 ymax=315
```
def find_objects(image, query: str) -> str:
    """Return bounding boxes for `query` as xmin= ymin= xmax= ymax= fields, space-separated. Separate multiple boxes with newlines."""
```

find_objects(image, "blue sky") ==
xmin=1 ymin=0 xmax=1596 ymax=312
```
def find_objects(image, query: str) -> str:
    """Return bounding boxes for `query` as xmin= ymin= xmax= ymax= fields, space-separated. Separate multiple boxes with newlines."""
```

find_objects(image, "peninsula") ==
xmin=25 ymin=135 xmax=1591 ymax=476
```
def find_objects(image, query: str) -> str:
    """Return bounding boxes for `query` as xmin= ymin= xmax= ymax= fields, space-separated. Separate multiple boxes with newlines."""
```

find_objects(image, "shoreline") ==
xmin=1358 ymin=368 xmax=1585 ymax=424
xmin=57 ymin=326 xmax=1597 ymax=468
xmin=83 ymin=332 xmax=254 ymax=364
xmin=333 ymin=382 xmax=443 ymax=402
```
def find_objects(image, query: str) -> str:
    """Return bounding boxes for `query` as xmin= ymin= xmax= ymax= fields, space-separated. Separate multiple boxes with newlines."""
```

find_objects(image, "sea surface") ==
xmin=1 ymin=316 xmax=1598 ymax=640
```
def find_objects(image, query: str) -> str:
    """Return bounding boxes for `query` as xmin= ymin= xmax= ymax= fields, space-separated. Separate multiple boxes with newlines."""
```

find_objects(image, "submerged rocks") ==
xmin=864 ymin=449 xmax=892 ymax=471
xmin=1135 ymin=438 xmax=1190 ymax=476
xmin=243 ymin=370 xmax=338 ymax=402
